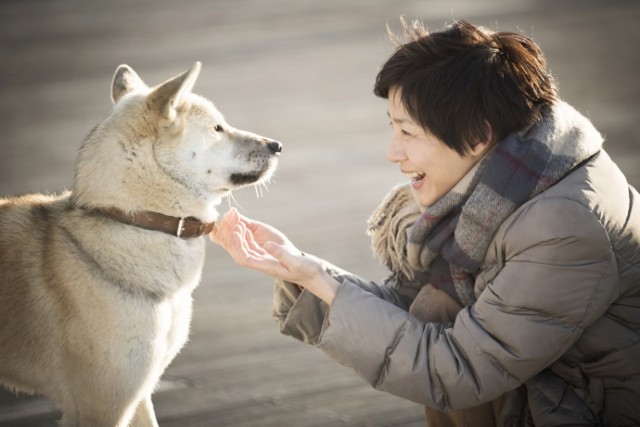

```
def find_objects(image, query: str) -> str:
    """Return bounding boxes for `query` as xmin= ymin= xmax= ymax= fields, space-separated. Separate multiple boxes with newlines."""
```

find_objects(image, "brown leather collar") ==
xmin=86 ymin=207 xmax=215 ymax=239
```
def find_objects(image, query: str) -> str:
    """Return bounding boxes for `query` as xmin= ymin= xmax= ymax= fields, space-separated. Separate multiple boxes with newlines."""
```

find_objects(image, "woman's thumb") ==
xmin=264 ymin=241 xmax=301 ymax=266
xmin=263 ymin=241 xmax=286 ymax=258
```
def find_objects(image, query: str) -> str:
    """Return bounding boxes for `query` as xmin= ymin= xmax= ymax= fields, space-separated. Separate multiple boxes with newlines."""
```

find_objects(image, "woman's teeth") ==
xmin=407 ymin=172 xmax=426 ymax=183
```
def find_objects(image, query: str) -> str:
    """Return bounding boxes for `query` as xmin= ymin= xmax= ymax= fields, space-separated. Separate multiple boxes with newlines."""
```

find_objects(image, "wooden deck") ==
xmin=1 ymin=0 xmax=639 ymax=425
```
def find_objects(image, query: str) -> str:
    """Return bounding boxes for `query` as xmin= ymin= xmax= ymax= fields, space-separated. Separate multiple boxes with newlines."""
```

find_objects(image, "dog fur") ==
xmin=0 ymin=62 xmax=280 ymax=426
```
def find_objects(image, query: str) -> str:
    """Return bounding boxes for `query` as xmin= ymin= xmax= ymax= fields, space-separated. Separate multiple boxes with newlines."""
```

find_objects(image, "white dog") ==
xmin=0 ymin=62 xmax=281 ymax=426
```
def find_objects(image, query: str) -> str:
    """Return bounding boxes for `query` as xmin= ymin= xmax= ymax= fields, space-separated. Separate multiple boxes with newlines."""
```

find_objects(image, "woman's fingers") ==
xmin=230 ymin=227 xmax=281 ymax=271
xmin=243 ymin=223 xmax=269 ymax=256
xmin=210 ymin=208 xmax=240 ymax=245
xmin=210 ymin=209 xmax=301 ymax=278
xmin=236 ymin=221 xmax=267 ymax=258
xmin=212 ymin=212 xmax=268 ymax=265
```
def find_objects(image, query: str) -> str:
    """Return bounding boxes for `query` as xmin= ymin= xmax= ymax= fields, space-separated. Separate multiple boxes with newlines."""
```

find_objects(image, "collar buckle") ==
xmin=176 ymin=218 xmax=186 ymax=237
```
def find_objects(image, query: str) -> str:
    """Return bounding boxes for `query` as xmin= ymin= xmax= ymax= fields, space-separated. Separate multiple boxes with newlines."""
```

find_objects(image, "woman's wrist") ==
xmin=298 ymin=267 xmax=341 ymax=305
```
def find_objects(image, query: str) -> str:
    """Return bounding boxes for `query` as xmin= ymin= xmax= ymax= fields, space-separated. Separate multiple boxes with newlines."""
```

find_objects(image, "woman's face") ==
xmin=386 ymin=88 xmax=489 ymax=208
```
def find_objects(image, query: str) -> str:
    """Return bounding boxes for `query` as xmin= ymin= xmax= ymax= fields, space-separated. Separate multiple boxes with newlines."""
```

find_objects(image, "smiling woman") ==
xmin=210 ymin=19 xmax=640 ymax=427
xmin=386 ymin=87 xmax=490 ymax=208
xmin=378 ymin=19 xmax=558 ymax=211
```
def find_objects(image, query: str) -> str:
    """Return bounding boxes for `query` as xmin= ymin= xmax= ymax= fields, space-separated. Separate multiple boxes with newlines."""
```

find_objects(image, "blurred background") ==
xmin=1 ymin=0 xmax=639 ymax=425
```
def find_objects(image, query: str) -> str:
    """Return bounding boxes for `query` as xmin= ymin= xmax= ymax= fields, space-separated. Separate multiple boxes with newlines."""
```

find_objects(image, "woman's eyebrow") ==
xmin=386 ymin=112 xmax=410 ymax=124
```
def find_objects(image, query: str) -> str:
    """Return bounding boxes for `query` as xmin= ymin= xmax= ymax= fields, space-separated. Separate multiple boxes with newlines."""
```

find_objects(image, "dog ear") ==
xmin=111 ymin=65 xmax=147 ymax=104
xmin=146 ymin=62 xmax=201 ymax=121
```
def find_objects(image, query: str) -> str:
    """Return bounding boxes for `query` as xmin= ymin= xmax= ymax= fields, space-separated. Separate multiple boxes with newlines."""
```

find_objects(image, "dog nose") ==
xmin=267 ymin=141 xmax=283 ymax=154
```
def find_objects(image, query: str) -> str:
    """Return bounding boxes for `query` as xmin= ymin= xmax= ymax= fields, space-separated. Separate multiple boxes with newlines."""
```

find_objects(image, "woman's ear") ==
xmin=468 ymin=122 xmax=494 ymax=157
xmin=469 ymin=139 xmax=491 ymax=157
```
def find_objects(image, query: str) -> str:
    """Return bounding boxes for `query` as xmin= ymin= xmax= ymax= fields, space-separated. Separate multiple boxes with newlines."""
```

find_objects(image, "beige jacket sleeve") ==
xmin=273 ymin=260 xmax=425 ymax=346
xmin=275 ymin=197 xmax=618 ymax=411
xmin=320 ymin=198 xmax=618 ymax=409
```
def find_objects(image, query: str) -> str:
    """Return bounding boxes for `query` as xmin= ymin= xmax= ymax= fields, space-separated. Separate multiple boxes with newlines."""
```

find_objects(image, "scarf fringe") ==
xmin=367 ymin=183 xmax=420 ymax=280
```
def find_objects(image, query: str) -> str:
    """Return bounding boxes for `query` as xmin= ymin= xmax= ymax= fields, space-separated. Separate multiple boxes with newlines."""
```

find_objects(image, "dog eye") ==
xmin=214 ymin=125 xmax=224 ymax=133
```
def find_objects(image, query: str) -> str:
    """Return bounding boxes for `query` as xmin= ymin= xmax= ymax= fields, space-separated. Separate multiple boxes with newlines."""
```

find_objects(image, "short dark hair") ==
xmin=374 ymin=19 xmax=558 ymax=155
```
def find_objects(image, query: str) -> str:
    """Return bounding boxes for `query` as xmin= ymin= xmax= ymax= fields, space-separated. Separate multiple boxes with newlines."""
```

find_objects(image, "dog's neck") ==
xmin=72 ymin=140 xmax=222 ymax=225
xmin=83 ymin=206 xmax=215 ymax=239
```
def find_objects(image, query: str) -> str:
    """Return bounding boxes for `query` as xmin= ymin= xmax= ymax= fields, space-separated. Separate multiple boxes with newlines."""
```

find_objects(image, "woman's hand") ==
xmin=209 ymin=208 xmax=340 ymax=304
xmin=213 ymin=207 xmax=295 ymax=251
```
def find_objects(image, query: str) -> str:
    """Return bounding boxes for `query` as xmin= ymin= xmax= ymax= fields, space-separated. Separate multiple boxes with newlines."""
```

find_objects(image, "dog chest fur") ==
xmin=0 ymin=194 xmax=201 ymax=397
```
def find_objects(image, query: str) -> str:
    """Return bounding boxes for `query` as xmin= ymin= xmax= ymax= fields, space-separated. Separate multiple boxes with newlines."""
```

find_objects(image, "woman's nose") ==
xmin=386 ymin=137 xmax=406 ymax=163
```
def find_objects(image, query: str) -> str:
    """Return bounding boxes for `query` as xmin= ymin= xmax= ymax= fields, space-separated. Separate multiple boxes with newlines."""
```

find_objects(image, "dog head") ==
xmin=72 ymin=62 xmax=281 ymax=222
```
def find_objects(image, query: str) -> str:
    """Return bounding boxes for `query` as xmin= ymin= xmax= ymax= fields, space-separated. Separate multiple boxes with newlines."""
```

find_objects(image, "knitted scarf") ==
xmin=367 ymin=101 xmax=603 ymax=306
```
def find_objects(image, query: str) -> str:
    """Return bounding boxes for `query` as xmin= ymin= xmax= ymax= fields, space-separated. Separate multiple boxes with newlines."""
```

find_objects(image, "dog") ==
xmin=0 ymin=62 xmax=281 ymax=426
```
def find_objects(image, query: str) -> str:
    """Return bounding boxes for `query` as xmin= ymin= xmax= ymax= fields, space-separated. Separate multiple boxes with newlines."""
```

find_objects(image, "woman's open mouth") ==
xmin=406 ymin=171 xmax=426 ymax=189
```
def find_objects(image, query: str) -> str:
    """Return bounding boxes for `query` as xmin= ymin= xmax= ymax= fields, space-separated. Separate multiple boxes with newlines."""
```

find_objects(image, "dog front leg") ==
xmin=129 ymin=395 xmax=159 ymax=427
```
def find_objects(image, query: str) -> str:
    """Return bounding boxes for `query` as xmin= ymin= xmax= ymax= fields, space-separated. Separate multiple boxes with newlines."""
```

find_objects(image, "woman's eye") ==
xmin=214 ymin=124 xmax=224 ymax=132
xmin=401 ymin=129 xmax=412 ymax=136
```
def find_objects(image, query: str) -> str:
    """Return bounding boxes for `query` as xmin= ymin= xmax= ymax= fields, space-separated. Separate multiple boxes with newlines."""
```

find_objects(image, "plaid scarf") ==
xmin=368 ymin=101 xmax=603 ymax=306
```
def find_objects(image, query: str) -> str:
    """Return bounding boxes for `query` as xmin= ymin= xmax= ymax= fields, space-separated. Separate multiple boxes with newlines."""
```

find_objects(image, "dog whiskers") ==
xmin=226 ymin=191 xmax=247 ymax=212
xmin=255 ymin=177 xmax=274 ymax=199
xmin=255 ymin=182 xmax=267 ymax=199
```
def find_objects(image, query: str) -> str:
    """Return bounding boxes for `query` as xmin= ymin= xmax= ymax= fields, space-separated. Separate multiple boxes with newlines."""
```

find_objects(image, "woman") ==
xmin=210 ymin=20 xmax=640 ymax=426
